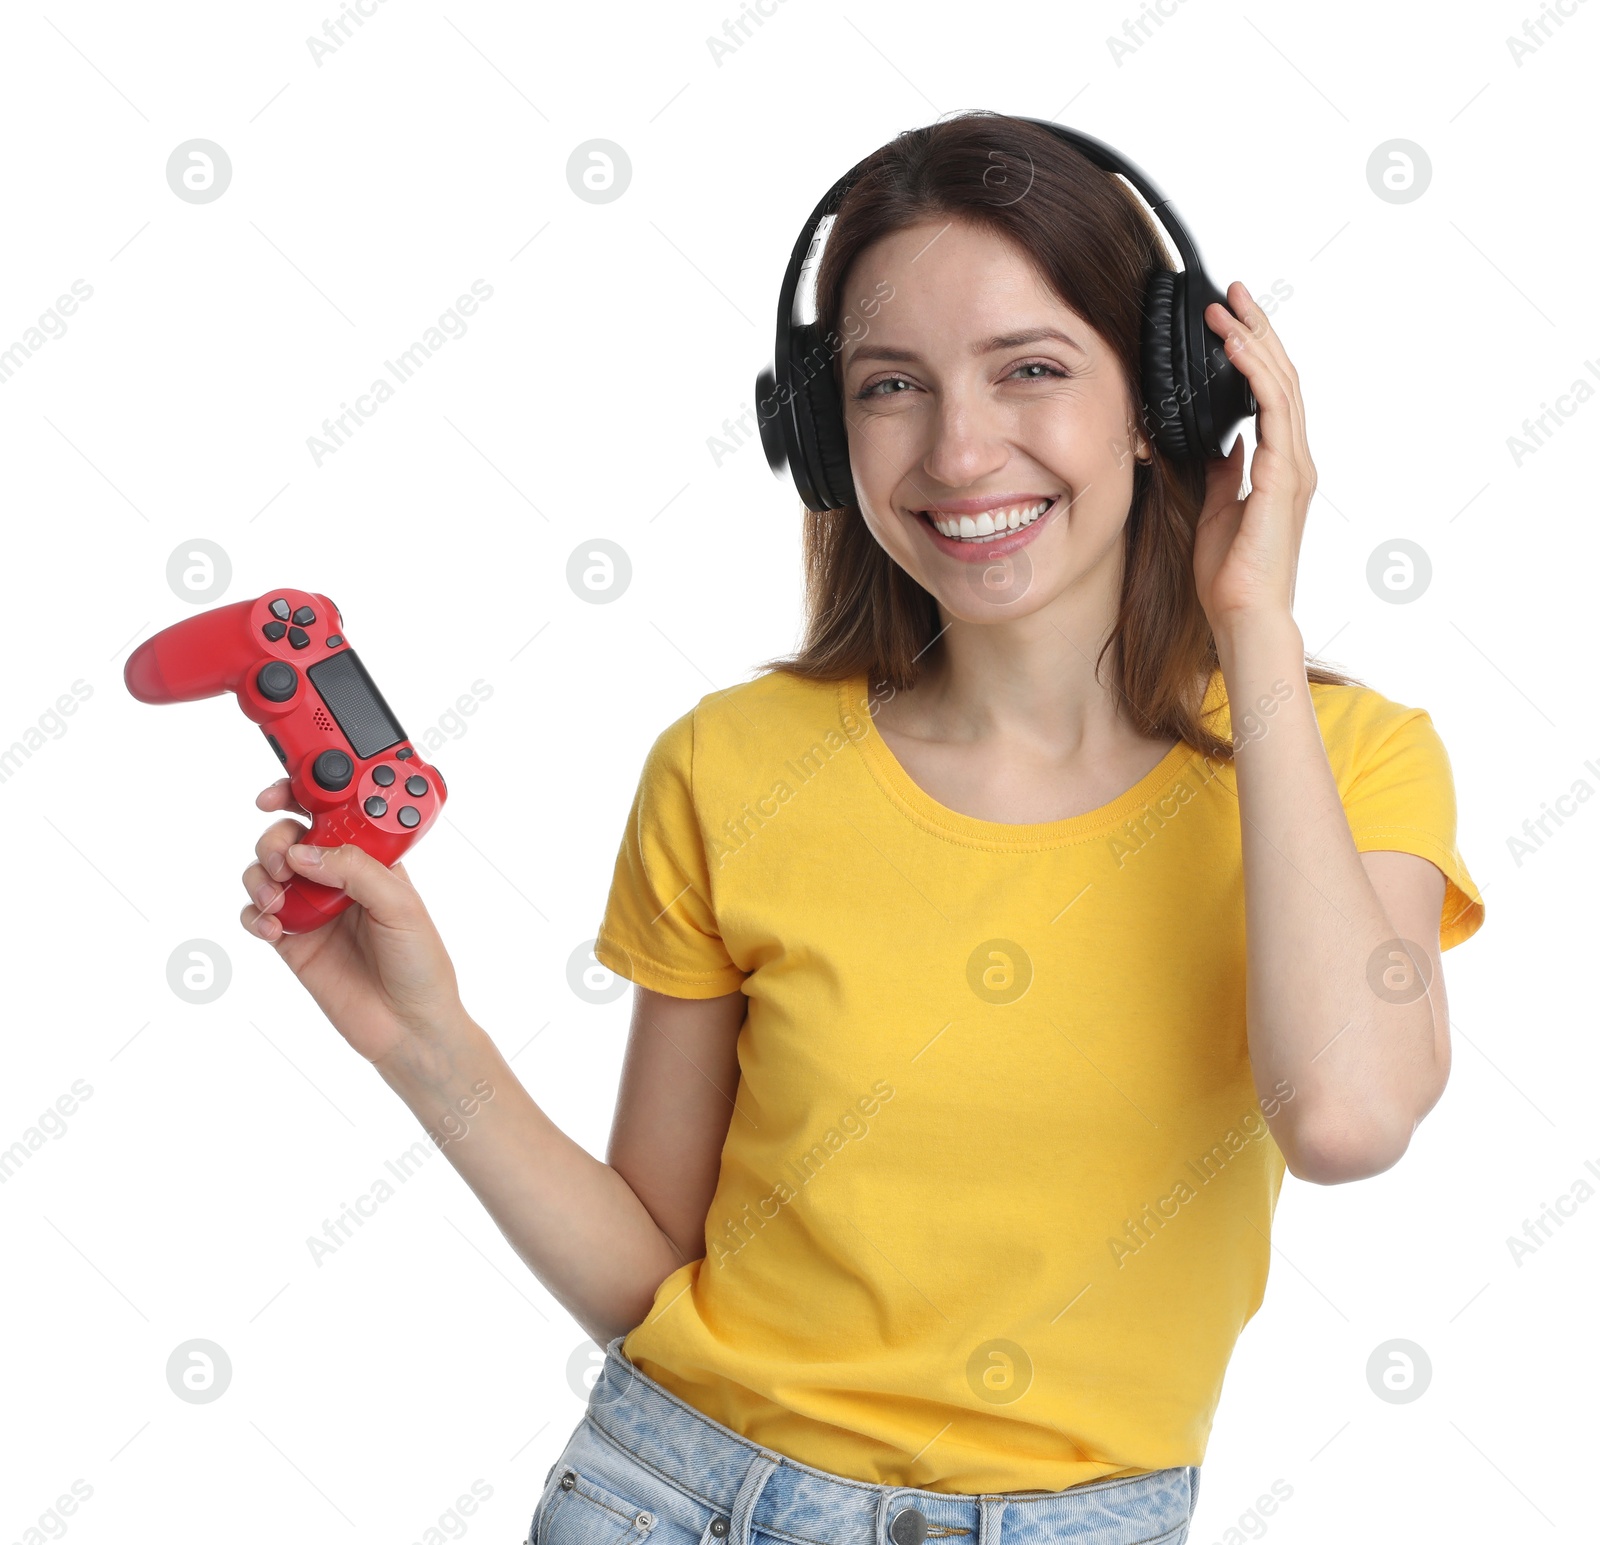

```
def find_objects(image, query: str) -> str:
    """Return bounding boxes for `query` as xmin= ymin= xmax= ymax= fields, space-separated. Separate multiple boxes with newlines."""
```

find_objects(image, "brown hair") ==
xmin=756 ymin=110 xmax=1359 ymax=761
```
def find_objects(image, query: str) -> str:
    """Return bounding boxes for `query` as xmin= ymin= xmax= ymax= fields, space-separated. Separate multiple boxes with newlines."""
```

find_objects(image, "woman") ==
xmin=239 ymin=113 xmax=1485 ymax=1545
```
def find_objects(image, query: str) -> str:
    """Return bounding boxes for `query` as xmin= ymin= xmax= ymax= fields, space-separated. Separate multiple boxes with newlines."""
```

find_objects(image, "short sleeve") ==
xmin=593 ymin=709 xmax=748 ymax=998
xmin=1339 ymin=701 xmax=1485 ymax=951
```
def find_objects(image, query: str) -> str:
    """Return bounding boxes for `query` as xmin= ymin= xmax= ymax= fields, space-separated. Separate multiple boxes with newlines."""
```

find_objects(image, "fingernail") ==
xmin=256 ymin=914 xmax=279 ymax=939
xmin=289 ymin=844 xmax=323 ymax=868
xmin=255 ymin=882 xmax=278 ymax=910
xmin=265 ymin=851 xmax=286 ymax=879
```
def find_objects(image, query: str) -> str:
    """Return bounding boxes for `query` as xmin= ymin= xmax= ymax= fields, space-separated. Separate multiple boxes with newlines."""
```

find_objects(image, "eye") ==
xmin=1008 ymin=360 xmax=1070 ymax=382
xmin=856 ymin=376 xmax=914 ymax=400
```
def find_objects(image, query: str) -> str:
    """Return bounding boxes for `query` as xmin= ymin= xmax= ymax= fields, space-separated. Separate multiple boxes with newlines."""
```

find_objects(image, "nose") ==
xmin=918 ymin=395 xmax=1010 ymax=498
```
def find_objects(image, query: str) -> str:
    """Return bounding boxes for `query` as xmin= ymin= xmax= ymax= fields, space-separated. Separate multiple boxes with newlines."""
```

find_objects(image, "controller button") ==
xmin=262 ymin=621 xmax=288 ymax=642
xmin=364 ymin=796 xmax=388 ymax=818
xmin=265 ymin=733 xmax=288 ymax=765
xmin=310 ymin=751 xmax=352 ymax=793
xmin=405 ymin=775 xmax=428 ymax=797
xmin=292 ymin=606 xmax=316 ymax=626
xmin=269 ymin=598 xmax=291 ymax=621
xmin=288 ymin=626 xmax=310 ymax=649
xmin=256 ymin=662 xmax=298 ymax=702
xmin=372 ymin=765 xmax=395 ymax=787
xmin=326 ymin=634 xmax=343 ymax=647
xmin=396 ymin=748 xmax=414 ymax=761
xmin=312 ymin=750 xmax=355 ymax=791
xmin=398 ymin=805 xmax=420 ymax=829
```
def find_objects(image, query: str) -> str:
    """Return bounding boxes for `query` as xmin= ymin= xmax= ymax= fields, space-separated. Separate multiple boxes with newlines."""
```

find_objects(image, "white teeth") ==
xmin=924 ymin=498 xmax=1054 ymax=542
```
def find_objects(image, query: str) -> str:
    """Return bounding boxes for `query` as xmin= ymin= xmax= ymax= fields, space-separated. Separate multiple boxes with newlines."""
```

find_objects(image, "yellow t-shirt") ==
xmin=592 ymin=666 xmax=1484 ymax=1494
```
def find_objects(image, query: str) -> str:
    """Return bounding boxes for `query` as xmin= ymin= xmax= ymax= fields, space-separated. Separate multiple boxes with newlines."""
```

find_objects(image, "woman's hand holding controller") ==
xmin=240 ymin=778 xmax=466 ymax=1066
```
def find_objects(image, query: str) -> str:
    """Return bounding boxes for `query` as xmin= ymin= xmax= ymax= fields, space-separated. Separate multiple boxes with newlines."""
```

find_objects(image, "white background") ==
xmin=1 ymin=2 xmax=1592 ymax=1542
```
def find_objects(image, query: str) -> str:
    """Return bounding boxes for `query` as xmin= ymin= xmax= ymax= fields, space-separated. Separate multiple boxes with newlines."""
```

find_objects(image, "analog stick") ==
xmin=256 ymin=662 xmax=298 ymax=703
xmin=312 ymin=750 xmax=354 ymax=791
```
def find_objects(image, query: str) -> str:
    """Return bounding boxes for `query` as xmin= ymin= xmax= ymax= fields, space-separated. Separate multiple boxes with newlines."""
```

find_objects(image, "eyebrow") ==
xmin=846 ymin=326 xmax=1088 ymax=367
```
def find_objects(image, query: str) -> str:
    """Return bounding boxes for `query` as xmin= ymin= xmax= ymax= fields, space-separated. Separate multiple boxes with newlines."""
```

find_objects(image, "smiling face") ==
xmin=838 ymin=217 xmax=1152 ymax=623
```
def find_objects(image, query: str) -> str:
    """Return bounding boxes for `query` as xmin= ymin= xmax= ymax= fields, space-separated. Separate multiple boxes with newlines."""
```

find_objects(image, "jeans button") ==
xmin=890 ymin=1508 xmax=928 ymax=1545
xmin=710 ymin=1521 xmax=730 ymax=1539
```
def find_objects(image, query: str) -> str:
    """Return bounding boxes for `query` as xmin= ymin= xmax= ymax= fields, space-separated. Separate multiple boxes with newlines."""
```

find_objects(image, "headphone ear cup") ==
xmin=782 ymin=324 xmax=856 ymax=513
xmin=1140 ymin=269 xmax=1198 ymax=461
xmin=754 ymin=366 xmax=790 ymax=476
xmin=802 ymin=351 xmax=857 ymax=513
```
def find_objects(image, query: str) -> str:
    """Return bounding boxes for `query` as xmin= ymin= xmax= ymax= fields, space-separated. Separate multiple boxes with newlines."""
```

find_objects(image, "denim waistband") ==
xmin=577 ymin=1334 xmax=1198 ymax=1545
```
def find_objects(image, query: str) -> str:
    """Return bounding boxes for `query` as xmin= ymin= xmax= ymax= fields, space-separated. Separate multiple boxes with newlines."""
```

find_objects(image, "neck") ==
xmin=907 ymin=583 xmax=1146 ymax=754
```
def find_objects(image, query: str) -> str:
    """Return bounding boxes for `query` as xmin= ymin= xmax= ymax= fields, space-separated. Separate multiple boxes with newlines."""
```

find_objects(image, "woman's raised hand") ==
xmin=1192 ymin=279 xmax=1317 ymax=639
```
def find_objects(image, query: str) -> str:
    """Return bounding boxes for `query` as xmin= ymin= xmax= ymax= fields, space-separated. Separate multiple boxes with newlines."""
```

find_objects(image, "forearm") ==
xmin=1218 ymin=616 xmax=1442 ymax=1179
xmin=373 ymin=1008 xmax=686 ymax=1345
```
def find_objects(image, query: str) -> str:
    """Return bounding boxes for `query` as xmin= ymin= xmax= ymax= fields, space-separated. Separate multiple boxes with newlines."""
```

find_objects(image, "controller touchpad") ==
xmin=307 ymin=650 xmax=406 ymax=759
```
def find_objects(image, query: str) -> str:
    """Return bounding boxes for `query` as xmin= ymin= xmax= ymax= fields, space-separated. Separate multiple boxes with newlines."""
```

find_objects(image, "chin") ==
xmin=927 ymin=568 xmax=1068 ymax=624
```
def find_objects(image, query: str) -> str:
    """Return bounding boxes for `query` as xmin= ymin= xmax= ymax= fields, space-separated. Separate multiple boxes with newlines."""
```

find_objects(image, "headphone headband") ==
xmin=754 ymin=116 xmax=1256 ymax=512
xmin=1012 ymin=119 xmax=1201 ymax=274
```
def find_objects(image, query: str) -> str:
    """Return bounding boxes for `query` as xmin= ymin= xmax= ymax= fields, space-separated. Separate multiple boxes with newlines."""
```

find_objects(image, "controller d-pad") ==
xmin=291 ymin=606 xmax=315 ymax=626
xmin=312 ymin=750 xmax=354 ymax=791
xmin=364 ymin=796 xmax=387 ymax=818
xmin=405 ymin=775 xmax=428 ymax=797
xmin=287 ymin=626 xmax=310 ymax=649
xmin=262 ymin=621 xmax=288 ymax=642
xmin=398 ymin=806 xmax=420 ymax=829
xmin=269 ymin=598 xmax=291 ymax=621
xmin=372 ymin=765 xmax=395 ymax=786
xmin=256 ymin=662 xmax=298 ymax=702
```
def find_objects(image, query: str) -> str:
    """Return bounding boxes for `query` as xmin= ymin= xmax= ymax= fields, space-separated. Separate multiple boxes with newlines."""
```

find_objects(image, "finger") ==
xmin=256 ymin=816 xmax=310 ymax=881
xmin=1227 ymin=283 xmax=1311 ymax=467
xmin=1210 ymin=289 xmax=1312 ymax=470
xmin=257 ymin=778 xmax=312 ymax=819
xmin=241 ymin=859 xmax=288 ymax=915
xmin=241 ymin=899 xmax=285 ymax=943
xmin=1213 ymin=313 xmax=1299 ymax=462
xmin=1208 ymin=293 xmax=1292 ymax=395
xmin=283 ymin=842 xmax=426 ymax=931
xmin=1218 ymin=282 xmax=1293 ymax=377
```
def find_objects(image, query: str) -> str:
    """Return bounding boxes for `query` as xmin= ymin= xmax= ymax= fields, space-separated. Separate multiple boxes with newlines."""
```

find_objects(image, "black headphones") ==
xmin=753 ymin=117 xmax=1257 ymax=514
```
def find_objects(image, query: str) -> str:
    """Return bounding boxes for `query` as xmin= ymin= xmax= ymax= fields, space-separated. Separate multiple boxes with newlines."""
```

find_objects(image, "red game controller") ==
xmin=124 ymin=588 xmax=447 ymax=934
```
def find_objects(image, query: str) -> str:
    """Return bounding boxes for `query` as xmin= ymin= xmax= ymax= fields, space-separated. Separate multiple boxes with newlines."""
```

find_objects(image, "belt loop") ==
xmin=977 ymin=1496 xmax=1004 ymax=1545
xmin=729 ymin=1449 xmax=782 ymax=1545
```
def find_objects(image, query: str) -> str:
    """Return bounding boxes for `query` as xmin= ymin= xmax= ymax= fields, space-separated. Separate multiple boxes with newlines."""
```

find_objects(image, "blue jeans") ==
xmin=528 ymin=1335 xmax=1201 ymax=1545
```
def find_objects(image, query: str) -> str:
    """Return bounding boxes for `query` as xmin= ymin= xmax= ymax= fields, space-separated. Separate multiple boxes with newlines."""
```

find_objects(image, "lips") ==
xmin=911 ymin=496 xmax=1063 ymax=563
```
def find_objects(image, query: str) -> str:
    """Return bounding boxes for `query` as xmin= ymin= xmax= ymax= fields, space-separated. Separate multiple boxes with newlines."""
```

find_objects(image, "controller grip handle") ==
xmin=275 ymin=871 xmax=356 ymax=935
xmin=125 ymin=600 xmax=255 ymax=703
xmin=273 ymin=805 xmax=394 ymax=935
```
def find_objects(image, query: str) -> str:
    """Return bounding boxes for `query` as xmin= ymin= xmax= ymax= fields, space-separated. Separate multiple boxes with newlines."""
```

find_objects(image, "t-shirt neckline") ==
xmin=841 ymin=670 xmax=1220 ymax=849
